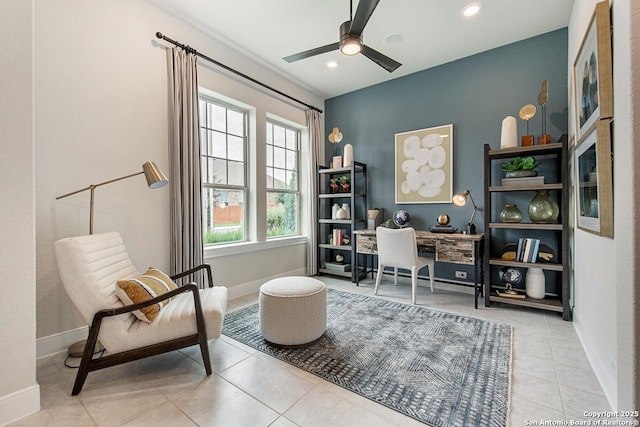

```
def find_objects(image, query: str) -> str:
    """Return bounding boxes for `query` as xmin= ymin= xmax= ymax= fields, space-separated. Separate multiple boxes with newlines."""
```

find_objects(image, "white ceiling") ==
xmin=148 ymin=0 xmax=574 ymax=99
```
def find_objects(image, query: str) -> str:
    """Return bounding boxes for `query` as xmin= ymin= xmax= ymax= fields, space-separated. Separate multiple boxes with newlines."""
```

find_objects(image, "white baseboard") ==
xmin=0 ymin=385 xmax=40 ymax=426
xmin=36 ymin=326 xmax=88 ymax=359
xmin=225 ymin=267 xmax=307 ymax=300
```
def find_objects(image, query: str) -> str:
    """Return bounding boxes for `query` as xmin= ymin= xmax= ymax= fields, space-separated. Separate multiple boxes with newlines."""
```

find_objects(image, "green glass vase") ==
xmin=500 ymin=204 xmax=522 ymax=223
xmin=527 ymin=190 xmax=559 ymax=223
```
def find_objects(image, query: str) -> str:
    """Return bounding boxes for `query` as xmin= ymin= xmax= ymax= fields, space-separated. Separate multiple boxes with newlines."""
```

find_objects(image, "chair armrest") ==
xmin=171 ymin=264 xmax=214 ymax=288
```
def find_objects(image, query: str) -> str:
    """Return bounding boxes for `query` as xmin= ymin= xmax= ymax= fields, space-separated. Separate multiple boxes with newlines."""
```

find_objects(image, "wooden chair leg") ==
xmin=199 ymin=339 xmax=212 ymax=375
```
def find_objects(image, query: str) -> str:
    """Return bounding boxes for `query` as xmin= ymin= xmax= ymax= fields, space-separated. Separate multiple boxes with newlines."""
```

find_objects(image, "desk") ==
xmin=352 ymin=229 xmax=484 ymax=308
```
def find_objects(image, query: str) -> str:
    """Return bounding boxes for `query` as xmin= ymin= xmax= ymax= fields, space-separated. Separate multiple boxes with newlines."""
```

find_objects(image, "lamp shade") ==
xmin=143 ymin=161 xmax=169 ymax=189
xmin=453 ymin=191 xmax=470 ymax=207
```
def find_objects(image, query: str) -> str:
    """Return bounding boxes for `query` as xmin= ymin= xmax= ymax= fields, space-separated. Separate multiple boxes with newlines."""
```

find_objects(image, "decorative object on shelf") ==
xmin=576 ymin=121 xmax=613 ymax=236
xmin=452 ymin=190 xmax=478 ymax=234
xmin=498 ymin=266 xmax=522 ymax=295
xmin=341 ymin=203 xmax=350 ymax=219
xmin=343 ymin=143 xmax=353 ymax=167
xmin=392 ymin=210 xmax=411 ymax=228
xmin=336 ymin=208 xmax=348 ymax=220
xmin=501 ymin=156 xmax=540 ymax=178
xmin=328 ymin=127 xmax=344 ymax=168
xmin=500 ymin=116 xmax=518 ymax=149
xmin=527 ymin=190 xmax=559 ymax=223
xmin=56 ymin=161 xmax=169 ymax=234
xmin=329 ymin=178 xmax=339 ymax=193
xmin=573 ymin=1 xmax=613 ymax=141
xmin=328 ymin=127 xmax=343 ymax=144
xmin=394 ymin=124 xmax=453 ymax=204
xmin=500 ymin=242 xmax=556 ymax=263
xmin=339 ymin=175 xmax=350 ymax=192
xmin=367 ymin=208 xmax=382 ymax=229
xmin=501 ymin=176 xmax=544 ymax=187
xmin=537 ymin=80 xmax=551 ymax=145
xmin=518 ymin=104 xmax=537 ymax=146
xmin=332 ymin=203 xmax=340 ymax=219
xmin=500 ymin=204 xmax=522 ymax=223
xmin=437 ymin=213 xmax=451 ymax=226
xmin=335 ymin=253 xmax=345 ymax=264
xmin=526 ymin=267 xmax=546 ymax=299
xmin=429 ymin=225 xmax=457 ymax=234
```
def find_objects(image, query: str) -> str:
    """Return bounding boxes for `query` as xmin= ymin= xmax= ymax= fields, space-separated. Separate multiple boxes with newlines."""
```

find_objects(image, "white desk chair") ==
xmin=374 ymin=226 xmax=435 ymax=304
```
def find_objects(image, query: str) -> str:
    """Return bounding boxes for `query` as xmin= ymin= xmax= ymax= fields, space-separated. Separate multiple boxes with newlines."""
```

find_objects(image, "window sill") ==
xmin=204 ymin=235 xmax=308 ymax=259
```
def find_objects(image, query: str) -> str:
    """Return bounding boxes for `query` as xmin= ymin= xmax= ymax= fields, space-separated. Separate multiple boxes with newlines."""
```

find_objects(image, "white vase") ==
xmin=332 ymin=204 xmax=340 ymax=219
xmin=500 ymin=116 xmax=518 ymax=149
xmin=341 ymin=203 xmax=350 ymax=219
xmin=526 ymin=268 xmax=545 ymax=299
xmin=343 ymin=144 xmax=353 ymax=167
xmin=336 ymin=208 xmax=348 ymax=220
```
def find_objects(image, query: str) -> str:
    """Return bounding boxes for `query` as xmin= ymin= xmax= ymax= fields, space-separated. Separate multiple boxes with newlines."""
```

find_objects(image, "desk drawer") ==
xmin=356 ymin=234 xmax=377 ymax=254
xmin=436 ymin=238 xmax=474 ymax=265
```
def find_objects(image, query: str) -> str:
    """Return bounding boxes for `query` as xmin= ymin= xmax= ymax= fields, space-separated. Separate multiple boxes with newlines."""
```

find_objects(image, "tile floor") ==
xmin=10 ymin=276 xmax=610 ymax=427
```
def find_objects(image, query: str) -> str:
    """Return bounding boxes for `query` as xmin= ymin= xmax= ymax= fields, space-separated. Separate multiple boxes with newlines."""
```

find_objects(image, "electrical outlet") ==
xmin=455 ymin=271 xmax=467 ymax=279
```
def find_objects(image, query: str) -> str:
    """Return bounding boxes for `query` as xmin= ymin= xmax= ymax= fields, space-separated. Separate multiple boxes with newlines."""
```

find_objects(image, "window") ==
xmin=266 ymin=120 xmax=300 ymax=238
xmin=199 ymin=96 xmax=247 ymax=244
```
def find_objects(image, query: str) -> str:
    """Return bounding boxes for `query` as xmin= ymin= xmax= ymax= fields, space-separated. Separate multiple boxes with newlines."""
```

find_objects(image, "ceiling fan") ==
xmin=282 ymin=0 xmax=402 ymax=73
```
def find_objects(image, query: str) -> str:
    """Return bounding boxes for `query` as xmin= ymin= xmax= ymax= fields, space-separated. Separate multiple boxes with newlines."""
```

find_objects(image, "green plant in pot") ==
xmin=501 ymin=156 xmax=541 ymax=178
xmin=339 ymin=175 xmax=350 ymax=192
xmin=329 ymin=178 xmax=339 ymax=193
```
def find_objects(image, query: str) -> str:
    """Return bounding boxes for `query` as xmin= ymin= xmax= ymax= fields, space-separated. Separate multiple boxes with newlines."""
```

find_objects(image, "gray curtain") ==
xmin=306 ymin=109 xmax=322 ymax=275
xmin=166 ymin=47 xmax=204 ymax=284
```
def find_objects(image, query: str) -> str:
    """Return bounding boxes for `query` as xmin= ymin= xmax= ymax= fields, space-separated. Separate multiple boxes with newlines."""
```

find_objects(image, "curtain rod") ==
xmin=155 ymin=32 xmax=323 ymax=114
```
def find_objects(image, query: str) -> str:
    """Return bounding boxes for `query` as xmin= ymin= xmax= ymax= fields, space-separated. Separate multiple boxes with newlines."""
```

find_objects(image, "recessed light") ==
xmin=326 ymin=60 xmax=338 ymax=69
xmin=461 ymin=2 xmax=481 ymax=17
xmin=383 ymin=33 xmax=404 ymax=45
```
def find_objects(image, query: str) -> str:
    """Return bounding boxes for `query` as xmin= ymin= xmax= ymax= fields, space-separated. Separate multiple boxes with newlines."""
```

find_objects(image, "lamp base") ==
xmin=466 ymin=223 xmax=476 ymax=235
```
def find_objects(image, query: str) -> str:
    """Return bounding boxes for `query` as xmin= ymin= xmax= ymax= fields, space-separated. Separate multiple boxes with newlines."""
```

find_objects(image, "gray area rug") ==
xmin=222 ymin=288 xmax=512 ymax=426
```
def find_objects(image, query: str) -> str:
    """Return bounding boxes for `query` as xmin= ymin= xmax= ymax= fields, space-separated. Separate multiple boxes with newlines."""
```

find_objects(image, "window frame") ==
xmin=199 ymin=94 xmax=249 ymax=245
xmin=265 ymin=119 xmax=301 ymax=239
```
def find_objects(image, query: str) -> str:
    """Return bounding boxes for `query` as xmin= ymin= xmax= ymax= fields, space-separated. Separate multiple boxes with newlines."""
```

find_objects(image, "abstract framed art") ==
xmin=575 ymin=120 xmax=613 ymax=237
xmin=573 ymin=0 xmax=613 ymax=143
xmin=394 ymin=124 xmax=453 ymax=204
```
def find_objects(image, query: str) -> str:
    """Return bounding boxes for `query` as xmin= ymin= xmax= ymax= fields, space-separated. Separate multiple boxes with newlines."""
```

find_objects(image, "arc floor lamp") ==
xmin=56 ymin=161 xmax=169 ymax=235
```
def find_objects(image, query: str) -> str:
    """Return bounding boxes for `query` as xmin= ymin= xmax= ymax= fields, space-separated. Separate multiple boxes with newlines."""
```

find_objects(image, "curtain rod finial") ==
xmin=156 ymin=32 xmax=164 ymax=39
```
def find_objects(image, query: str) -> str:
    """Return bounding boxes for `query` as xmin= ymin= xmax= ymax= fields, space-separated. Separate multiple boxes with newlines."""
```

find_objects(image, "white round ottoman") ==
xmin=259 ymin=277 xmax=326 ymax=347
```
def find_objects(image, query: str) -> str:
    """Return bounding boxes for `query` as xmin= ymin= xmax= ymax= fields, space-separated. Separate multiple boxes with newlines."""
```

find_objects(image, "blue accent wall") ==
xmin=325 ymin=29 xmax=568 ymax=236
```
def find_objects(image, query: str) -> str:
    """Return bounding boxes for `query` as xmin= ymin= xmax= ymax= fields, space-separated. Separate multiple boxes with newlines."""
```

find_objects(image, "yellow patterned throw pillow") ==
xmin=115 ymin=267 xmax=178 ymax=322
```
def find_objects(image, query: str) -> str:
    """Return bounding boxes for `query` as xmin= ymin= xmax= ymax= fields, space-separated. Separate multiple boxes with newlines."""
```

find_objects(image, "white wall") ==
xmin=0 ymin=0 xmax=40 ymax=424
xmin=568 ymin=0 xmax=639 ymax=410
xmin=34 ymin=0 xmax=323 ymax=345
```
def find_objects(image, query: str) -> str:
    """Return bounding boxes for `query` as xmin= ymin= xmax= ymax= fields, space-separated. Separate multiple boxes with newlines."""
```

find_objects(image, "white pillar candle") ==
xmin=500 ymin=116 xmax=518 ymax=149
xmin=343 ymin=144 xmax=353 ymax=167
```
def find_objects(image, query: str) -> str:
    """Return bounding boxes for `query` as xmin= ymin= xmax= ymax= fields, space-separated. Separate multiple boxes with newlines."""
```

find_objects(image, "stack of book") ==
xmin=332 ymin=229 xmax=344 ymax=246
xmin=516 ymin=238 xmax=540 ymax=263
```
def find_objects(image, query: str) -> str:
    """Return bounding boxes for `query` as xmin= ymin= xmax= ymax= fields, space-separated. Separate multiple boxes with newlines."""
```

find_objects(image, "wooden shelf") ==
xmin=489 ymin=222 xmax=563 ymax=230
xmin=488 ymin=258 xmax=564 ymax=271
xmin=319 ymin=244 xmax=352 ymax=251
xmin=489 ymin=293 xmax=563 ymax=312
xmin=484 ymin=142 xmax=571 ymax=320
xmin=318 ymin=192 xmax=365 ymax=199
xmin=487 ymin=142 xmax=563 ymax=159
xmin=489 ymin=183 xmax=563 ymax=192
xmin=319 ymin=165 xmax=365 ymax=174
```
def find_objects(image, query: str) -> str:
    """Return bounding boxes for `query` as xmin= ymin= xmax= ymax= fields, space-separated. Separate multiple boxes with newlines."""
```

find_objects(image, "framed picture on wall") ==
xmin=394 ymin=124 xmax=453 ymax=204
xmin=573 ymin=0 xmax=613 ymax=143
xmin=575 ymin=120 xmax=613 ymax=237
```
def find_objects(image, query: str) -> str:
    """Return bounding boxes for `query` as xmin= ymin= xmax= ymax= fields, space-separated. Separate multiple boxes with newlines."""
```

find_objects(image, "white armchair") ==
xmin=374 ymin=226 xmax=435 ymax=304
xmin=55 ymin=232 xmax=227 ymax=395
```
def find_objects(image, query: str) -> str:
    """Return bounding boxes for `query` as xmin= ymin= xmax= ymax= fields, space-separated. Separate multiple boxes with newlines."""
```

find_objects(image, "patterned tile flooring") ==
xmin=9 ymin=276 xmax=610 ymax=426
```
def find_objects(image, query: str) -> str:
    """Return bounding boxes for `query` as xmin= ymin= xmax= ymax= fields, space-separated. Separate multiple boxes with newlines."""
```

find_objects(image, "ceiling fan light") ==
xmin=341 ymin=38 xmax=362 ymax=56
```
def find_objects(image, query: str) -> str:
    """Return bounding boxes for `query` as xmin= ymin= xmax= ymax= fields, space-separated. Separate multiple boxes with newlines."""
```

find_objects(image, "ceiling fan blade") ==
xmin=361 ymin=44 xmax=402 ymax=73
xmin=283 ymin=42 xmax=341 ymax=63
xmin=349 ymin=0 xmax=380 ymax=36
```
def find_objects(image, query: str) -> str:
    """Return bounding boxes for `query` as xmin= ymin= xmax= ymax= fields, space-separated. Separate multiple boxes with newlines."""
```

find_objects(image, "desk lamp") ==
xmin=453 ymin=190 xmax=478 ymax=234
xmin=57 ymin=161 xmax=169 ymax=234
